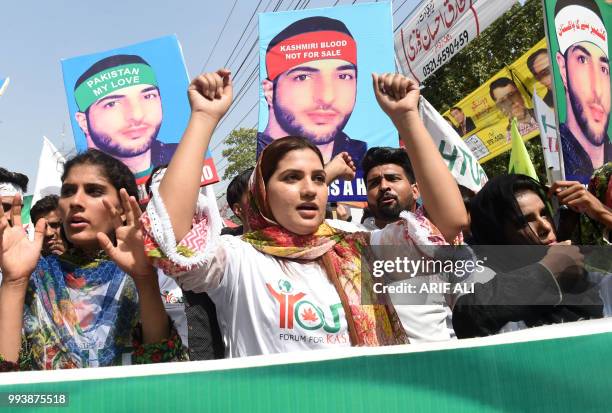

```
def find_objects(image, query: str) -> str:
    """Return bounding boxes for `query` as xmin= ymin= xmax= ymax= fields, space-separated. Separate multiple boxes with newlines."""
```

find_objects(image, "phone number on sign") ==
xmin=1 ymin=393 xmax=69 ymax=406
xmin=422 ymin=30 xmax=469 ymax=77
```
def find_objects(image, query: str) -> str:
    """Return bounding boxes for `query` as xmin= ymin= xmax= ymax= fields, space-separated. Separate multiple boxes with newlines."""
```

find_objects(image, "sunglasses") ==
xmin=2 ymin=202 xmax=23 ymax=213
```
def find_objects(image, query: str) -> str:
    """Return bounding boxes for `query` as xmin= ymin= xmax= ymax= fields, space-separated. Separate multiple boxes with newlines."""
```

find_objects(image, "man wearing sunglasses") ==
xmin=489 ymin=77 xmax=539 ymax=141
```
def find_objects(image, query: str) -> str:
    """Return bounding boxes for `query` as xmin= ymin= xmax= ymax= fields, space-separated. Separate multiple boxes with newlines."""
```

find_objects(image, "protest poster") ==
xmin=258 ymin=1 xmax=397 ymax=201
xmin=394 ymin=0 xmax=513 ymax=83
xmin=443 ymin=39 xmax=552 ymax=164
xmin=543 ymin=0 xmax=611 ymax=184
xmin=61 ymin=35 xmax=219 ymax=201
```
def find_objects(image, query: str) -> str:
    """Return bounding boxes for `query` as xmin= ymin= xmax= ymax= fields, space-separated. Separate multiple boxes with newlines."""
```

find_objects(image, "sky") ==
xmin=0 ymin=0 xmax=422 ymax=198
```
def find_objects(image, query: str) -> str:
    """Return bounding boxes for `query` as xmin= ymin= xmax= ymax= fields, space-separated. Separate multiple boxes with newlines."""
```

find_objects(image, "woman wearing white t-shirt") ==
xmin=141 ymin=69 xmax=468 ymax=357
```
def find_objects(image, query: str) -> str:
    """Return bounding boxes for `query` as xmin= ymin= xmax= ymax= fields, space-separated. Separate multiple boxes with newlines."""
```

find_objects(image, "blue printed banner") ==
xmin=258 ymin=2 xmax=397 ymax=201
xmin=61 ymin=35 xmax=219 ymax=200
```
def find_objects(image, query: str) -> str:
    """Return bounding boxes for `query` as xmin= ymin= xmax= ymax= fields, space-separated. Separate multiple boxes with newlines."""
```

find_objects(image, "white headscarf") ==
xmin=555 ymin=2 xmax=608 ymax=56
xmin=0 ymin=182 xmax=23 ymax=197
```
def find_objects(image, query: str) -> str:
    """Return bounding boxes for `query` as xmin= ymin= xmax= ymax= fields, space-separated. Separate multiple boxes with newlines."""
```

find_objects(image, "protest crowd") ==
xmin=0 ymin=0 xmax=611 ymax=375
xmin=0 ymin=68 xmax=610 ymax=372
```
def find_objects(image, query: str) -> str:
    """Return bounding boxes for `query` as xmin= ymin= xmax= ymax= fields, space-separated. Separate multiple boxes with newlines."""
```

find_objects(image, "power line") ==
xmin=272 ymin=0 xmax=285 ymax=12
xmin=393 ymin=0 xmax=411 ymax=15
xmin=226 ymin=0 xmax=282 ymax=78
xmin=214 ymin=0 xmax=345 ymax=164
xmin=207 ymin=0 xmax=283 ymax=152
xmin=223 ymin=0 xmax=266 ymax=68
xmin=211 ymin=98 xmax=258 ymax=153
xmin=200 ymin=0 xmax=240 ymax=72
xmin=394 ymin=0 xmax=418 ymax=32
xmin=215 ymin=67 xmax=259 ymax=131
xmin=222 ymin=0 xmax=311 ymax=124
xmin=210 ymin=1 xmax=285 ymax=152
xmin=232 ymin=38 xmax=259 ymax=80
xmin=216 ymin=158 xmax=230 ymax=172
xmin=228 ymin=31 xmax=259 ymax=73
xmin=216 ymin=0 xmax=314 ymax=180
xmin=216 ymin=0 xmax=311 ymax=142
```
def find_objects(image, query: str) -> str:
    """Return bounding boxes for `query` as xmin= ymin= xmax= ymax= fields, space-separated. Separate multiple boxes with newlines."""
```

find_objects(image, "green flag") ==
xmin=21 ymin=194 xmax=33 ymax=225
xmin=508 ymin=117 xmax=538 ymax=181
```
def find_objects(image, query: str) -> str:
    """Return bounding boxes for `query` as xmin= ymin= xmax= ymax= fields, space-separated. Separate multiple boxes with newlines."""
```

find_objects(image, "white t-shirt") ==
xmin=145 ymin=190 xmax=452 ymax=357
xmin=174 ymin=236 xmax=350 ymax=357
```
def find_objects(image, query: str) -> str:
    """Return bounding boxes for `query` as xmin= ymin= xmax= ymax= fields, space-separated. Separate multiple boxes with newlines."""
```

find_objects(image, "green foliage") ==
xmin=221 ymin=127 xmax=257 ymax=181
xmin=420 ymin=0 xmax=548 ymax=181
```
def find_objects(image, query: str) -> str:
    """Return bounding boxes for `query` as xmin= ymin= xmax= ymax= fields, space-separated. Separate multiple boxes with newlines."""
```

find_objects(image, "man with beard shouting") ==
xmin=360 ymin=146 xmax=458 ymax=342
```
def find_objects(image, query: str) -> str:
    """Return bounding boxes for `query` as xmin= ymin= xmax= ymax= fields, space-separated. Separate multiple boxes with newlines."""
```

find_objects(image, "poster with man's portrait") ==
xmin=258 ymin=2 xmax=397 ymax=201
xmin=442 ymin=39 xmax=548 ymax=165
xmin=61 ymin=35 xmax=219 ymax=201
xmin=544 ymin=0 xmax=611 ymax=184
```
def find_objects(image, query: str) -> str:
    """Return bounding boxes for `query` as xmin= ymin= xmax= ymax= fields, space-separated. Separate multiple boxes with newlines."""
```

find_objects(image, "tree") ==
xmin=221 ymin=127 xmax=257 ymax=181
xmin=421 ymin=0 xmax=547 ymax=182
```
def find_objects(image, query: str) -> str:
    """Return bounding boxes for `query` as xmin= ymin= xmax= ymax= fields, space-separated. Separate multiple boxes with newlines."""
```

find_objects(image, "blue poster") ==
xmin=61 ymin=35 xmax=219 ymax=201
xmin=258 ymin=2 xmax=397 ymax=201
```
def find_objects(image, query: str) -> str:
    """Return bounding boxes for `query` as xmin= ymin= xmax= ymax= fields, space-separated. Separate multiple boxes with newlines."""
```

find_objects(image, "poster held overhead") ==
xmin=543 ymin=0 xmax=611 ymax=184
xmin=61 ymin=35 xmax=219 ymax=202
xmin=258 ymin=2 xmax=397 ymax=201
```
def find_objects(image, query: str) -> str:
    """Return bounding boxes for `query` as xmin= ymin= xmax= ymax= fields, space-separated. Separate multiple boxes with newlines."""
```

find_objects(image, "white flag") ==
xmin=532 ymin=86 xmax=561 ymax=174
xmin=32 ymin=137 xmax=66 ymax=206
xmin=419 ymin=97 xmax=487 ymax=192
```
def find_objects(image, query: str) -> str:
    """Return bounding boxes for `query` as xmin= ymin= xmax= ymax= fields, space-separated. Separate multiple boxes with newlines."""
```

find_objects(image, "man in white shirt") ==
xmin=360 ymin=147 xmax=456 ymax=342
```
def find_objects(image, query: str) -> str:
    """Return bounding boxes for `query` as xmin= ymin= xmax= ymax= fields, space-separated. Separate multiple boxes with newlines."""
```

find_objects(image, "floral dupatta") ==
xmin=23 ymin=252 xmax=138 ymax=369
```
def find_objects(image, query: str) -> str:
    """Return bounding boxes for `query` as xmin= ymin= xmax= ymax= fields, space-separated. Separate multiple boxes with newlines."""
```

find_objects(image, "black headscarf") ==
xmin=469 ymin=174 xmax=553 ymax=272
xmin=470 ymin=174 xmax=551 ymax=245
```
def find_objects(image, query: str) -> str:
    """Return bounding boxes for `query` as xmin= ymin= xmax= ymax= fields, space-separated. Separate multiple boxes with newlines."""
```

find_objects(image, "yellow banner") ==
xmin=444 ymin=39 xmax=551 ymax=163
